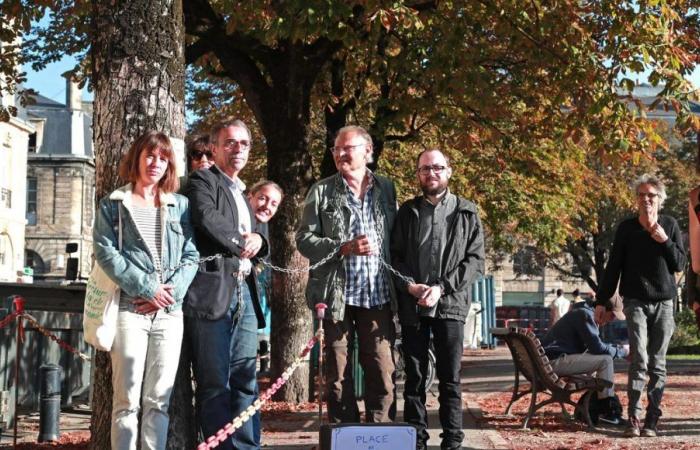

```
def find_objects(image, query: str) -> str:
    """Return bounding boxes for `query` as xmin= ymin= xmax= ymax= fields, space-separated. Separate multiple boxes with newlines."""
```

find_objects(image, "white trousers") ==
xmin=110 ymin=309 xmax=183 ymax=450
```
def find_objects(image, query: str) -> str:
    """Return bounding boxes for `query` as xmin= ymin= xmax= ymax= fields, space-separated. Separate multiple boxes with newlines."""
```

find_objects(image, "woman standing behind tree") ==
xmin=93 ymin=131 xmax=199 ymax=450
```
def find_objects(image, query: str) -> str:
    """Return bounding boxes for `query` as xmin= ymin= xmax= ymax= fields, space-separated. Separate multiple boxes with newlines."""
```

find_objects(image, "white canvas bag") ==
xmin=83 ymin=202 xmax=122 ymax=351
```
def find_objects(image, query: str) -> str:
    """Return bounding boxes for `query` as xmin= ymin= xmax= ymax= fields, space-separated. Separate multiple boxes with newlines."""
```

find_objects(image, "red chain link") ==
xmin=0 ymin=311 xmax=19 ymax=330
xmin=21 ymin=314 xmax=92 ymax=361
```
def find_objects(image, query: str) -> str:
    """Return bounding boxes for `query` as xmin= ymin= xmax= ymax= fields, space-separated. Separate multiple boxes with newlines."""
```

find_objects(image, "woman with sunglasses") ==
xmin=187 ymin=134 xmax=214 ymax=172
xmin=93 ymin=131 xmax=199 ymax=449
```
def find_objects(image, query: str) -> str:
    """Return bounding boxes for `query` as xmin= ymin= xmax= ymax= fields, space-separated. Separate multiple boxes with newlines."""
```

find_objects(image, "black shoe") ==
xmin=598 ymin=412 xmax=622 ymax=426
xmin=642 ymin=414 xmax=659 ymax=437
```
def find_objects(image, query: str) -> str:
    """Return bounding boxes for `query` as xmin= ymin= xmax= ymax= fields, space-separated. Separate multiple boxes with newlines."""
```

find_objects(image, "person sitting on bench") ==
xmin=541 ymin=294 xmax=628 ymax=425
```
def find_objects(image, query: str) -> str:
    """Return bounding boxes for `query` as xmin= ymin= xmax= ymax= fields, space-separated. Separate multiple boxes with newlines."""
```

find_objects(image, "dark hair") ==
xmin=556 ymin=288 xmax=563 ymax=297
xmin=119 ymin=131 xmax=178 ymax=193
xmin=416 ymin=149 xmax=451 ymax=168
xmin=248 ymin=180 xmax=284 ymax=199
xmin=209 ymin=119 xmax=251 ymax=147
xmin=573 ymin=289 xmax=580 ymax=297
xmin=186 ymin=134 xmax=210 ymax=171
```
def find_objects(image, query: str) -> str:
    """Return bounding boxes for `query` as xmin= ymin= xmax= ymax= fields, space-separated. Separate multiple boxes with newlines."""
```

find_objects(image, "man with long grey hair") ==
xmin=596 ymin=173 xmax=685 ymax=438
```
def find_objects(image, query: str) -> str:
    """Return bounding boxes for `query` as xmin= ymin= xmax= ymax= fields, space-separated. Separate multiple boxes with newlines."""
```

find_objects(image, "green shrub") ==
xmin=669 ymin=307 xmax=700 ymax=353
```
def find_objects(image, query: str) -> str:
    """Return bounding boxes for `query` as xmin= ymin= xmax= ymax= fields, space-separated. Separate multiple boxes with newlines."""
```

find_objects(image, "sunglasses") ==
xmin=191 ymin=151 xmax=213 ymax=161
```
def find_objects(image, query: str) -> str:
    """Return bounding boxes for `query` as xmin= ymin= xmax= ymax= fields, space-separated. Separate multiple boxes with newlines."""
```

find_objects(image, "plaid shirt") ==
xmin=342 ymin=174 xmax=391 ymax=309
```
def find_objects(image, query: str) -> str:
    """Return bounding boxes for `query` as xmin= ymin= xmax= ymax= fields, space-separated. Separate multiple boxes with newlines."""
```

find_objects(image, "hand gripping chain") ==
xmin=197 ymin=328 xmax=323 ymax=449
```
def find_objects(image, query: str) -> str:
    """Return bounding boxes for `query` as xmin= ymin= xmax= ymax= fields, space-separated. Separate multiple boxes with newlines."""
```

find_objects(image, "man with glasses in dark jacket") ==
xmin=391 ymin=149 xmax=485 ymax=450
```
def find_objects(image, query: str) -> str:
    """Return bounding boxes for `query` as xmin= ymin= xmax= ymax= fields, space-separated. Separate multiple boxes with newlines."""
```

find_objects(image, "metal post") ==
xmin=38 ymin=364 xmax=62 ymax=442
xmin=12 ymin=295 xmax=24 ymax=448
xmin=314 ymin=303 xmax=328 ymax=425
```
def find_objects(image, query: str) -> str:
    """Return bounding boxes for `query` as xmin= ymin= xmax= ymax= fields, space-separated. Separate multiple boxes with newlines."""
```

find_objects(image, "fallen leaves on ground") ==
xmin=476 ymin=373 xmax=700 ymax=449
xmin=0 ymin=431 xmax=89 ymax=450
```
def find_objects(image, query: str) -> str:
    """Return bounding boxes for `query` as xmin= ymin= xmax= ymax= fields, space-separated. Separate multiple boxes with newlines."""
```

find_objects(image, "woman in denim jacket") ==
xmin=93 ymin=131 xmax=199 ymax=450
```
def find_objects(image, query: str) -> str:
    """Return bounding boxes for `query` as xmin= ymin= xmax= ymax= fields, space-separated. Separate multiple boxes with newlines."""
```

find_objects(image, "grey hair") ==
xmin=335 ymin=125 xmax=374 ymax=163
xmin=633 ymin=173 xmax=667 ymax=207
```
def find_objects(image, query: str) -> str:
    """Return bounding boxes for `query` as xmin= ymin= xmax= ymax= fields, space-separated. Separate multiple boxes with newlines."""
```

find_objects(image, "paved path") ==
xmin=5 ymin=347 xmax=700 ymax=449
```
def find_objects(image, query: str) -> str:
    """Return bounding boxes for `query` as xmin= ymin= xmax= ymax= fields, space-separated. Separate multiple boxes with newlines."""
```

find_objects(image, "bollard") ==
xmin=38 ymin=364 xmax=63 ymax=442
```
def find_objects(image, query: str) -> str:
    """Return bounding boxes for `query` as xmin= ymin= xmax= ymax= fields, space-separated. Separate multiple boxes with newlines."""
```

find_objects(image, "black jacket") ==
xmin=183 ymin=165 xmax=268 ymax=324
xmin=541 ymin=303 xmax=624 ymax=360
xmin=391 ymin=192 xmax=485 ymax=324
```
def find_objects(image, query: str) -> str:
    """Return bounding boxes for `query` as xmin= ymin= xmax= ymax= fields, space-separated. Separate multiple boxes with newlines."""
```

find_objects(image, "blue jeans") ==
xmin=624 ymin=298 xmax=675 ymax=420
xmin=188 ymin=282 xmax=259 ymax=450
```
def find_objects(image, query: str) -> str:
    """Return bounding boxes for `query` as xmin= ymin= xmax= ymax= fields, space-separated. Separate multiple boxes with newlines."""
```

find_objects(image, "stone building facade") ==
xmin=24 ymin=78 xmax=94 ymax=281
xmin=0 ymin=82 xmax=34 ymax=282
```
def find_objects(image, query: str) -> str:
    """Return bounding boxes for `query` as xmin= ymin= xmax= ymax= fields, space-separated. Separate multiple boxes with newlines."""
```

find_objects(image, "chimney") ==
xmin=64 ymin=74 xmax=82 ymax=111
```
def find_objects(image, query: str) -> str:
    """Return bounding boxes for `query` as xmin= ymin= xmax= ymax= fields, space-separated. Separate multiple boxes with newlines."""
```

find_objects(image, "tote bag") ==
xmin=83 ymin=202 xmax=122 ymax=351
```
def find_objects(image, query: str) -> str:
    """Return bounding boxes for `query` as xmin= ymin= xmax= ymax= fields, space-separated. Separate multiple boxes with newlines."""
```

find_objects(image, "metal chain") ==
xmin=259 ymin=245 xmax=342 ymax=274
xmin=155 ymin=228 xmax=414 ymax=285
xmin=21 ymin=313 xmax=92 ymax=361
xmin=158 ymin=254 xmax=223 ymax=274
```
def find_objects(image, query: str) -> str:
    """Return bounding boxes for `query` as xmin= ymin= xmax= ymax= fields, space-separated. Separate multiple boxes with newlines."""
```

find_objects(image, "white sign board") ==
xmin=330 ymin=425 xmax=416 ymax=450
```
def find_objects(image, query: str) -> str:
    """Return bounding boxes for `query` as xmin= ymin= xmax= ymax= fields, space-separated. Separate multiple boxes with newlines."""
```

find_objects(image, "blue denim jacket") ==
xmin=93 ymin=184 xmax=200 ymax=311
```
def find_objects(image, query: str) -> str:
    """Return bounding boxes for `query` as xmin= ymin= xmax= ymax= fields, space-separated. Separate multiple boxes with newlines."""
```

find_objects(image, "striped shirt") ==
xmin=119 ymin=206 xmax=162 ymax=309
xmin=343 ymin=174 xmax=390 ymax=309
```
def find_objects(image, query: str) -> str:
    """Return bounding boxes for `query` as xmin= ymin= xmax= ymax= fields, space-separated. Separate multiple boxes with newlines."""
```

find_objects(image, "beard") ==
xmin=421 ymin=180 xmax=448 ymax=197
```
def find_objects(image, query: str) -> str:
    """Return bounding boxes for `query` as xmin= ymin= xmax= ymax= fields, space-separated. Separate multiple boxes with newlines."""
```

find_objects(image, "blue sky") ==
xmin=23 ymin=56 xmax=91 ymax=103
xmin=24 ymin=55 xmax=700 ymax=106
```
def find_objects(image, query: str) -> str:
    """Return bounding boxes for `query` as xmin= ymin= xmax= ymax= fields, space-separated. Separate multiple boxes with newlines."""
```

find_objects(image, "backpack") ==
xmin=576 ymin=393 xmax=622 ymax=425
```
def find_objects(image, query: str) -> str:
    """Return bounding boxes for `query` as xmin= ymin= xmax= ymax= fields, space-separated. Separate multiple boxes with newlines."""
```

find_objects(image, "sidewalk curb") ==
xmin=465 ymin=394 xmax=509 ymax=449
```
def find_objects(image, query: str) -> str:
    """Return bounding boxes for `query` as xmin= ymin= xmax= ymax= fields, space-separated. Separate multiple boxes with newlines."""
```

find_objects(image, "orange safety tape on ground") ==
xmin=197 ymin=329 xmax=323 ymax=450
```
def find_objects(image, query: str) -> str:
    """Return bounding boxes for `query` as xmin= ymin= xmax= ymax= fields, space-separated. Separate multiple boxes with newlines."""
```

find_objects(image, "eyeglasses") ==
xmin=330 ymin=143 xmax=366 ymax=154
xmin=222 ymin=139 xmax=251 ymax=150
xmin=191 ymin=151 xmax=213 ymax=161
xmin=637 ymin=192 xmax=659 ymax=199
xmin=417 ymin=165 xmax=447 ymax=175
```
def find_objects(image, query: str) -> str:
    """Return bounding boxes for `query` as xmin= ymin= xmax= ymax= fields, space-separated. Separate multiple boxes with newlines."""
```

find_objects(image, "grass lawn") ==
xmin=667 ymin=353 xmax=700 ymax=360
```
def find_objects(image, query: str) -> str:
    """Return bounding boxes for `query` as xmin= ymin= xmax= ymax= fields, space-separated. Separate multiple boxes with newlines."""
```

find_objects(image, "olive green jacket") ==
xmin=296 ymin=172 xmax=398 ymax=321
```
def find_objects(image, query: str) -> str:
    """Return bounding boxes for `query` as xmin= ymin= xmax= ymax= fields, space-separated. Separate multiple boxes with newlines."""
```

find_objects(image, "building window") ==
xmin=26 ymin=177 xmax=37 ymax=225
xmin=0 ymin=188 xmax=10 ymax=209
xmin=28 ymin=132 xmax=37 ymax=153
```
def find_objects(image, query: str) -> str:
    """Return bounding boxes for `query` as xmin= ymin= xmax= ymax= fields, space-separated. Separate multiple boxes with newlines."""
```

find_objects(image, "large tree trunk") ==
xmin=264 ymin=87 xmax=316 ymax=403
xmin=90 ymin=0 xmax=187 ymax=448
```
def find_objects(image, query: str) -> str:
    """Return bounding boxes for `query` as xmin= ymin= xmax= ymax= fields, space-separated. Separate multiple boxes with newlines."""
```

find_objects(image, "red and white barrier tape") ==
xmin=197 ymin=329 xmax=323 ymax=450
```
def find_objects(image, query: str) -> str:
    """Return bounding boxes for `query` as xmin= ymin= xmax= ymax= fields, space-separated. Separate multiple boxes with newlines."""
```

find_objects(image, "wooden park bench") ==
xmin=490 ymin=327 xmax=613 ymax=429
